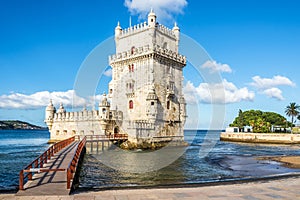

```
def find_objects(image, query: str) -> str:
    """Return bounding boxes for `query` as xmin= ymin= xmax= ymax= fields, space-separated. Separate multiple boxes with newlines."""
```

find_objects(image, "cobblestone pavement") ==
xmin=1 ymin=176 xmax=299 ymax=200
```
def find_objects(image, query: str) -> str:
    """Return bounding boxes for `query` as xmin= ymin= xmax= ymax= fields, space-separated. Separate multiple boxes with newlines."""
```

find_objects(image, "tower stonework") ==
xmin=45 ymin=10 xmax=187 ymax=147
xmin=108 ymin=10 xmax=186 ymax=144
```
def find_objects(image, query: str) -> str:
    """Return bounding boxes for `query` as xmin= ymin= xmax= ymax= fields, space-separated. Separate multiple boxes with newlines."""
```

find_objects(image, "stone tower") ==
xmin=108 ymin=10 xmax=187 ymax=144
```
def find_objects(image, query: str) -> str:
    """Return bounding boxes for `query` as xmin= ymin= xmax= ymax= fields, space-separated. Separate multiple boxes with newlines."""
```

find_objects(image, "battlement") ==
xmin=119 ymin=21 xmax=176 ymax=39
xmin=50 ymin=109 xmax=122 ymax=122
xmin=156 ymin=24 xmax=176 ymax=38
xmin=120 ymin=21 xmax=148 ymax=37
xmin=53 ymin=110 xmax=99 ymax=122
xmin=109 ymin=44 xmax=186 ymax=65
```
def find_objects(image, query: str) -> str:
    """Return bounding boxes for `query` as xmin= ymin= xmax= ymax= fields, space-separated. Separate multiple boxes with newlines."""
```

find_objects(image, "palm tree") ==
xmin=285 ymin=102 xmax=300 ymax=126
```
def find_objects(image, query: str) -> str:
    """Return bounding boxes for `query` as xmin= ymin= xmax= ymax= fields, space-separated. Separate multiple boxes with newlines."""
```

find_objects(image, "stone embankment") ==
xmin=220 ymin=132 xmax=300 ymax=144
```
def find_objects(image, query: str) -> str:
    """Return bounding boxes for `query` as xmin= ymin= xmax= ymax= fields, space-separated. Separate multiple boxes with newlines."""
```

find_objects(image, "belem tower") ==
xmin=45 ymin=10 xmax=187 ymax=147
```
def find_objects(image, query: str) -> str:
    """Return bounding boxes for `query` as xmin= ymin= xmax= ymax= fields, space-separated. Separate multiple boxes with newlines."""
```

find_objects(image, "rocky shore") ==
xmin=120 ymin=140 xmax=189 ymax=150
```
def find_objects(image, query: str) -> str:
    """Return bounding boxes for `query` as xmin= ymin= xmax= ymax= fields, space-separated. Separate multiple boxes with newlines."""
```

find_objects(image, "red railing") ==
xmin=67 ymin=136 xmax=86 ymax=189
xmin=81 ymin=134 xmax=128 ymax=141
xmin=19 ymin=136 xmax=75 ymax=190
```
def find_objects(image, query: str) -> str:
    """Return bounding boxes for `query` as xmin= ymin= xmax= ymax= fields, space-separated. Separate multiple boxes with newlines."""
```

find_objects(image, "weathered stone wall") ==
xmin=220 ymin=132 xmax=300 ymax=144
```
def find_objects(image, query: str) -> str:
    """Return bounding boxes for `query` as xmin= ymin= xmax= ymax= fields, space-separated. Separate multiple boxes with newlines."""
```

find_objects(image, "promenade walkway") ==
xmin=16 ymin=141 xmax=79 ymax=196
xmin=2 ymin=175 xmax=299 ymax=199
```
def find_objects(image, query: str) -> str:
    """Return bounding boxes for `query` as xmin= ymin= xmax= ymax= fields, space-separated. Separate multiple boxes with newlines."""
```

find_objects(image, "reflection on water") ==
xmin=92 ymin=146 xmax=188 ymax=173
xmin=79 ymin=130 xmax=300 ymax=190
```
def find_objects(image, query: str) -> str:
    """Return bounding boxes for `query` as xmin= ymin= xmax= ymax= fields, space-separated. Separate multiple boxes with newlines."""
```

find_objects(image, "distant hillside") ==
xmin=0 ymin=120 xmax=47 ymax=130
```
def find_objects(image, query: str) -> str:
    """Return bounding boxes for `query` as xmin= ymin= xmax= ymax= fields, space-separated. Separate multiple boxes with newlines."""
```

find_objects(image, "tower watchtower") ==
xmin=108 ymin=10 xmax=186 ymax=143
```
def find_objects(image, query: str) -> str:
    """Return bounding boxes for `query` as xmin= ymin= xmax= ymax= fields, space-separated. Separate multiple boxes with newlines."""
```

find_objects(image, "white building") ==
xmin=45 ymin=10 xmax=187 ymax=146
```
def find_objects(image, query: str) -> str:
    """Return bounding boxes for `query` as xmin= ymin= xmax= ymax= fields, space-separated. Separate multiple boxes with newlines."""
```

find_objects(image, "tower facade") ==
xmin=109 ymin=10 xmax=186 ymax=143
xmin=45 ymin=10 xmax=186 ymax=145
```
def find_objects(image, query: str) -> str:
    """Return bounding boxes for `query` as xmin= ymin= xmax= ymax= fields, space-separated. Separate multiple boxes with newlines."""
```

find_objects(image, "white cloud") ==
xmin=124 ymin=0 xmax=188 ymax=21
xmin=103 ymin=68 xmax=112 ymax=77
xmin=250 ymin=75 xmax=295 ymax=89
xmin=183 ymin=79 xmax=255 ymax=104
xmin=201 ymin=60 xmax=232 ymax=74
xmin=250 ymin=75 xmax=295 ymax=101
xmin=0 ymin=90 xmax=104 ymax=110
xmin=262 ymin=87 xmax=284 ymax=101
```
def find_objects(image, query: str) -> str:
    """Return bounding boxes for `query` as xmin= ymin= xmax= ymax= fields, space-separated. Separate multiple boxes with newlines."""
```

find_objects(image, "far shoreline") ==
xmin=220 ymin=132 xmax=300 ymax=144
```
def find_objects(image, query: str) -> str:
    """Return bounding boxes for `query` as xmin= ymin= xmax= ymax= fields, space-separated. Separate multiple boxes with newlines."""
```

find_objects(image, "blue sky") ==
xmin=0 ymin=0 xmax=300 ymax=128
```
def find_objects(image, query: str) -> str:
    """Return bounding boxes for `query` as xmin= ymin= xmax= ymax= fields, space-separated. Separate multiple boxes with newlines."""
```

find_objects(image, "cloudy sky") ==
xmin=0 ymin=0 xmax=299 ymax=129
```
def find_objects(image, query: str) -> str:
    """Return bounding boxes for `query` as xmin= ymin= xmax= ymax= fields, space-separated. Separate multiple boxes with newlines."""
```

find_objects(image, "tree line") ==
xmin=230 ymin=109 xmax=292 ymax=133
xmin=230 ymin=102 xmax=300 ymax=133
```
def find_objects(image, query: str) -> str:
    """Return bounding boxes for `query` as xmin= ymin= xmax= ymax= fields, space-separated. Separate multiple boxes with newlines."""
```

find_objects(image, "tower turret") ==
xmin=99 ymin=94 xmax=110 ymax=120
xmin=57 ymin=103 xmax=66 ymax=113
xmin=115 ymin=21 xmax=122 ymax=48
xmin=172 ymin=22 xmax=180 ymax=51
xmin=45 ymin=99 xmax=56 ymax=121
xmin=115 ymin=21 xmax=122 ymax=39
xmin=148 ymin=9 xmax=156 ymax=28
xmin=146 ymin=86 xmax=159 ymax=123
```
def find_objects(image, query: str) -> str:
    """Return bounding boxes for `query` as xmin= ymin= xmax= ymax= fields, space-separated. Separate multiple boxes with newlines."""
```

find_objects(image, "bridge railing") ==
xmin=77 ymin=134 xmax=128 ymax=141
xmin=19 ymin=136 xmax=75 ymax=190
xmin=67 ymin=136 xmax=86 ymax=189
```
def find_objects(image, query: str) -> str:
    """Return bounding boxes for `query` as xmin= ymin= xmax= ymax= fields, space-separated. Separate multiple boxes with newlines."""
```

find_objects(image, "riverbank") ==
xmin=220 ymin=132 xmax=300 ymax=144
xmin=1 ymin=175 xmax=300 ymax=199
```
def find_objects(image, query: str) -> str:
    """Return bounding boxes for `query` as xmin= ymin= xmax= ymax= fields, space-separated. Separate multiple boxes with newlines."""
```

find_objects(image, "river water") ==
xmin=78 ymin=130 xmax=300 ymax=190
xmin=0 ymin=130 xmax=49 ymax=191
xmin=0 ymin=130 xmax=300 ymax=192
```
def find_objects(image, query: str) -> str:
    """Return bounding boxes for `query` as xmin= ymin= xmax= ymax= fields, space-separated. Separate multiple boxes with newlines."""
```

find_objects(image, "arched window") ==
xmin=131 ymin=64 xmax=134 ymax=72
xmin=129 ymin=100 xmax=133 ymax=109
xmin=131 ymin=46 xmax=135 ymax=54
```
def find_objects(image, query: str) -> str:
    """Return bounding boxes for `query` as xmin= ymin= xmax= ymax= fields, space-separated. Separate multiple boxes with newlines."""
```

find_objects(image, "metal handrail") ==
xmin=66 ymin=136 xmax=86 ymax=189
xmin=19 ymin=136 xmax=75 ymax=190
xmin=81 ymin=134 xmax=128 ymax=141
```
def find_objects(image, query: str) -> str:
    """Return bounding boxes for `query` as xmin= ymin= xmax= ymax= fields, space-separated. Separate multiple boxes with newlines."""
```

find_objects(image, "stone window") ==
xmin=151 ymin=101 xmax=155 ymax=106
xmin=129 ymin=100 xmax=134 ymax=109
xmin=167 ymin=100 xmax=170 ymax=109
xmin=128 ymin=64 xmax=134 ymax=72
xmin=131 ymin=46 xmax=135 ymax=54
xmin=126 ymin=80 xmax=135 ymax=93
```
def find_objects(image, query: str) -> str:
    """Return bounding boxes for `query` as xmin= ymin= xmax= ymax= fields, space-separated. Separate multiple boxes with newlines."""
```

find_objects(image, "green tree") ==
xmin=230 ymin=109 xmax=289 ymax=132
xmin=285 ymin=102 xmax=300 ymax=126
xmin=237 ymin=109 xmax=244 ymax=131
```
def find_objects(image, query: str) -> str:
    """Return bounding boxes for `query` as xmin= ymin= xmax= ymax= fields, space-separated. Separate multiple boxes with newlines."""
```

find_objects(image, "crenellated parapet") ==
xmin=53 ymin=110 xmax=100 ymax=122
xmin=120 ymin=21 xmax=148 ymax=37
xmin=118 ymin=21 xmax=177 ymax=39
xmin=109 ymin=44 xmax=186 ymax=66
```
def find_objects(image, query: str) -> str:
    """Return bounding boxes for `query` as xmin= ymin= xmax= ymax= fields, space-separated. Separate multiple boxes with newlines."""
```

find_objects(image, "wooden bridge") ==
xmin=17 ymin=134 xmax=127 ymax=196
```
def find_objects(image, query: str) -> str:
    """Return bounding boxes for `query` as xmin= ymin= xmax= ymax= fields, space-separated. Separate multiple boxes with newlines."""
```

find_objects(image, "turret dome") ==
xmin=57 ymin=103 xmax=66 ymax=113
xmin=46 ymin=99 xmax=56 ymax=112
